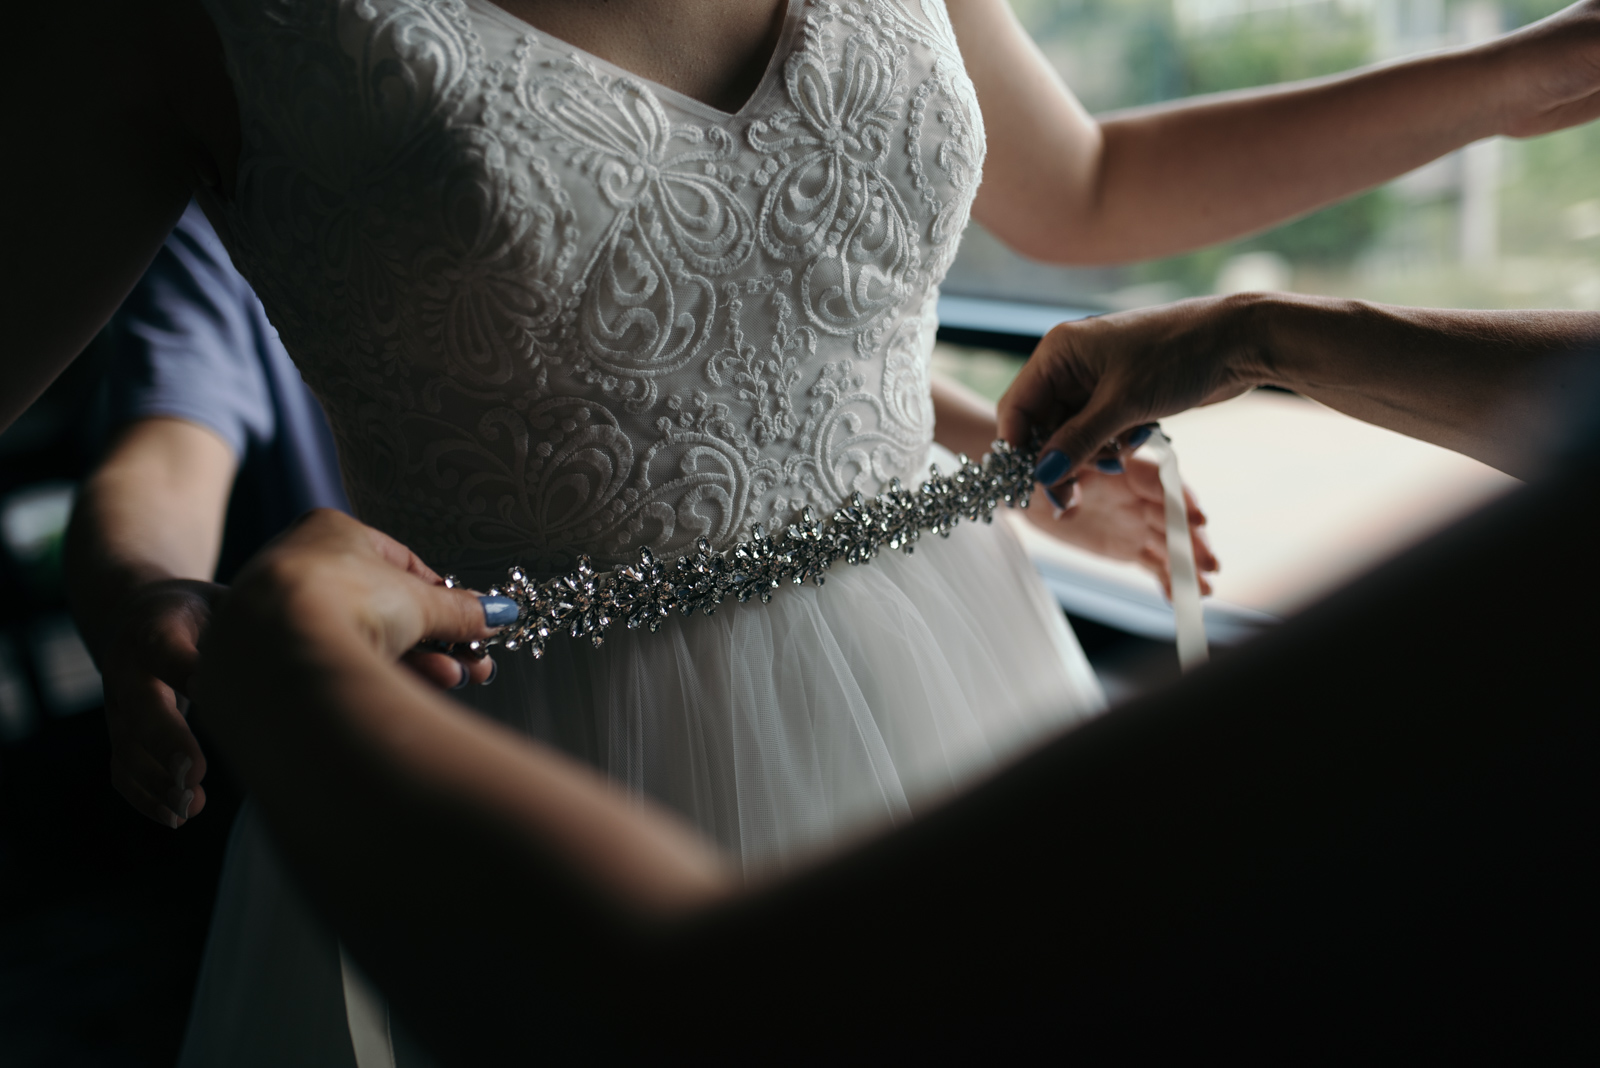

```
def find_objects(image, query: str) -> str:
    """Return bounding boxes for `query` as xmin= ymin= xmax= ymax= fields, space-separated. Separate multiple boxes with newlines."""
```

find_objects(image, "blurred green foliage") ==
xmin=1005 ymin=0 xmax=1588 ymax=298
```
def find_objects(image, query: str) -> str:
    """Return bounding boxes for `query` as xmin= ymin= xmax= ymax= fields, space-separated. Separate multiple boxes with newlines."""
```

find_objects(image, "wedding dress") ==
xmin=179 ymin=1 xmax=1105 ymax=1063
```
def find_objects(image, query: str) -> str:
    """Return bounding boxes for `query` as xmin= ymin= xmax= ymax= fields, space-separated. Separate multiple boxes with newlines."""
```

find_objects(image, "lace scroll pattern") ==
xmin=200 ymin=0 xmax=986 ymax=574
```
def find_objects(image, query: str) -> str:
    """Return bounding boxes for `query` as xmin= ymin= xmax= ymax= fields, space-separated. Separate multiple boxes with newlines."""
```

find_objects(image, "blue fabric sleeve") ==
xmin=106 ymin=202 xmax=273 ymax=460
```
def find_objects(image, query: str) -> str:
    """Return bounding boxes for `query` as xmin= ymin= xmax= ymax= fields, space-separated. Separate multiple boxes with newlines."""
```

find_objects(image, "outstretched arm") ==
xmin=200 ymin=488 xmax=1600 ymax=1061
xmin=951 ymin=0 xmax=1600 ymax=263
xmin=999 ymin=294 xmax=1600 ymax=491
xmin=0 ymin=0 xmax=236 ymax=434
xmin=66 ymin=418 xmax=238 ymax=827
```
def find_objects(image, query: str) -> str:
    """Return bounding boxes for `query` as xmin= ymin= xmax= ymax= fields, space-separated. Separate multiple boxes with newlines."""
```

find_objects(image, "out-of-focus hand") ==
xmin=1491 ymin=0 xmax=1600 ymax=138
xmin=1026 ymin=454 xmax=1218 ymax=599
xmin=101 ymin=537 xmax=495 ymax=830
xmin=213 ymin=511 xmax=511 ymax=672
xmin=998 ymin=296 xmax=1265 ymax=498
xmin=101 ymin=579 xmax=223 ymax=828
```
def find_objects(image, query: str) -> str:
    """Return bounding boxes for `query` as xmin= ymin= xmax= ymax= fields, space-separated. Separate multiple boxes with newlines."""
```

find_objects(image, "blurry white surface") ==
xmin=1018 ymin=390 xmax=1519 ymax=625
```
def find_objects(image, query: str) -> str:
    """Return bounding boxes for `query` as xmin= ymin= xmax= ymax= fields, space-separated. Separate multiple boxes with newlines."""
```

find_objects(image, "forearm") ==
xmin=1078 ymin=51 xmax=1501 ymax=262
xmin=2 ymin=7 xmax=193 ymax=433
xmin=1252 ymin=296 xmax=1600 ymax=475
xmin=931 ymin=372 xmax=1000 ymax=460
xmin=65 ymin=417 xmax=235 ymax=661
xmin=960 ymin=0 xmax=1578 ymax=264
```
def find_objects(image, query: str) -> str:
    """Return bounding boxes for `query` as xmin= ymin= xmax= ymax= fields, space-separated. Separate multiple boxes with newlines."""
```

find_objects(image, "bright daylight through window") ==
xmin=937 ymin=0 xmax=1573 ymax=650
xmin=947 ymin=0 xmax=1600 ymax=311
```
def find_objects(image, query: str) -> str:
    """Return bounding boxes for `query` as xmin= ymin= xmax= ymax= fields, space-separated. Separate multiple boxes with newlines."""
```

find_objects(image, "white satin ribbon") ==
xmin=340 ymin=943 xmax=397 ymax=1068
xmin=1145 ymin=427 xmax=1209 ymax=671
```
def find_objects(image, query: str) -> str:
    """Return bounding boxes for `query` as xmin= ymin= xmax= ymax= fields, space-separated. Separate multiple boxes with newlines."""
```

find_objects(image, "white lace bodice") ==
xmin=198 ymin=0 xmax=984 ymax=572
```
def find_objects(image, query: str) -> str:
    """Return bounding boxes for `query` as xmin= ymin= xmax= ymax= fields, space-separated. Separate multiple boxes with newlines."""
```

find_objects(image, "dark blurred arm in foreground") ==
xmin=197 ymin=318 xmax=1600 ymax=1060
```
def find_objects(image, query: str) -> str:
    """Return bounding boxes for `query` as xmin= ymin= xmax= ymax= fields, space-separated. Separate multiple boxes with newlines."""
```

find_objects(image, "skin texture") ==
xmin=66 ymin=418 xmax=237 ymax=828
xmin=957 ymin=0 xmax=1600 ymax=262
xmin=999 ymin=294 xmax=1600 ymax=491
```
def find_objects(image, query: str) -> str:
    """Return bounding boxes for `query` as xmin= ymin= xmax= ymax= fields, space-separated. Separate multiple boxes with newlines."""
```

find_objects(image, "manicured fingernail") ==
xmin=1044 ymin=480 xmax=1080 ymax=514
xmin=1127 ymin=424 xmax=1155 ymax=448
xmin=1035 ymin=451 xmax=1072 ymax=486
xmin=480 ymin=596 xmax=520 ymax=628
xmin=170 ymin=755 xmax=194 ymax=789
xmin=165 ymin=811 xmax=180 ymax=830
xmin=167 ymin=787 xmax=194 ymax=820
xmin=1095 ymin=457 xmax=1125 ymax=474
xmin=450 ymin=662 xmax=469 ymax=691
xmin=484 ymin=659 xmax=498 ymax=686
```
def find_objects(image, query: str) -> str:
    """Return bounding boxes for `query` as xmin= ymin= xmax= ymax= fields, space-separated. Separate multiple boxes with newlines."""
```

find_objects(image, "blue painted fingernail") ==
xmin=480 ymin=596 xmax=520 ymax=627
xmin=1127 ymin=425 xmax=1154 ymax=448
xmin=484 ymin=659 xmax=499 ymax=686
xmin=1096 ymin=457 xmax=1125 ymax=474
xmin=1045 ymin=484 xmax=1066 ymax=510
xmin=450 ymin=662 xmax=469 ymax=691
xmin=1035 ymin=450 xmax=1072 ymax=485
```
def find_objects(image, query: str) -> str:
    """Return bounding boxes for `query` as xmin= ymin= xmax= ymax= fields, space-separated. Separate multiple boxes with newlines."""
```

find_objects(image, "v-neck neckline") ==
xmin=466 ymin=0 xmax=805 ymax=124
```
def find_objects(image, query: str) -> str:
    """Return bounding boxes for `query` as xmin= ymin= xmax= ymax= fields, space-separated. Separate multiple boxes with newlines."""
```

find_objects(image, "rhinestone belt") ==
xmin=440 ymin=440 xmax=1038 ymax=660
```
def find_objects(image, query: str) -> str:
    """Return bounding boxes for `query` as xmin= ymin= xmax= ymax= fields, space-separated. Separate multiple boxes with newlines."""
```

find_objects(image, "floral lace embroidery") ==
xmin=198 ymin=0 xmax=986 ymax=573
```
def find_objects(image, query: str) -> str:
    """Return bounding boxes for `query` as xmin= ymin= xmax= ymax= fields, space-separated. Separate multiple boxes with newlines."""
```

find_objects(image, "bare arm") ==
xmin=64 ymin=418 xmax=236 ymax=826
xmin=951 ymin=0 xmax=1600 ymax=264
xmin=67 ymin=419 xmax=236 ymax=659
xmin=999 ymin=294 xmax=1600 ymax=491
xmin=0 ymin=1 xmax=235 ymax=435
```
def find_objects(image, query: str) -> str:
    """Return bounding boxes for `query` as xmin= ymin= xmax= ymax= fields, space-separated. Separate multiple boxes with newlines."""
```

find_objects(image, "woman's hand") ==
xmin=220 ymin=510 xmax=512 ymax=669
xmin=999 ymin=297 xmax=1268 ymax=496
xmin=101 ymin=579 xmax=223 ymax=828
xmin=196 ymin=510 xmax=730 ymax=926
xmin=92 ymin=521 xmax=495 ymax=830
xmin=1491 ymin=0 xmax=1600 ymax=138
xmin=1027 ymin=457 xmax=1218 ymax=600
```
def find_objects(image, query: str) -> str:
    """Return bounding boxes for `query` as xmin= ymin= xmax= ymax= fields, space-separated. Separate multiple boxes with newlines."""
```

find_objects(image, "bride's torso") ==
xmin=197 ymin=0 xmax=984 ymax=573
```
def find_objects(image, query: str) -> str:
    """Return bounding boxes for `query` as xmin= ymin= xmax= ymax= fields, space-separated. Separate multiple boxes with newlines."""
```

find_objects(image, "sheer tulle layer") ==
xmin=182 ymin=460 xmax=1105 ymax=1065
xmin=460 ymin=498 xmax=1106 ymax=871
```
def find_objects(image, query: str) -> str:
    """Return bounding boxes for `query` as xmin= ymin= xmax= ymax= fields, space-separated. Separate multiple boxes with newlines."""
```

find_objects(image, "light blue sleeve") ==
xmin=105 ymin=201 xmax=273 ymax=460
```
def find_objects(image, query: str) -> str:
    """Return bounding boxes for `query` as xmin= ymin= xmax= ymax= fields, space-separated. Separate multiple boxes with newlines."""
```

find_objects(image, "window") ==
xmin=943 ymin=0 xmax=1600 ymax=312
xmin=937 ymin=1 xmax=1552 ymax=671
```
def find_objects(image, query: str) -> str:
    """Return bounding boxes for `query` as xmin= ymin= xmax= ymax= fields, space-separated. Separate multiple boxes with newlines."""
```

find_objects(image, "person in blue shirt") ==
xmin=64 ymin=201 xmax=353 ymax=828
xmin=66 ymin=203 xmax=495 ymax=830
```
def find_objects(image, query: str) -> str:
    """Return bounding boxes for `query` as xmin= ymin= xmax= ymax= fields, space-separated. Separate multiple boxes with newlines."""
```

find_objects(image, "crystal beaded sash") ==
xmin=438 ymin=433 xmax=1210 ymax=668
xmin=444 ymin=440 xmax=1039 ymax=660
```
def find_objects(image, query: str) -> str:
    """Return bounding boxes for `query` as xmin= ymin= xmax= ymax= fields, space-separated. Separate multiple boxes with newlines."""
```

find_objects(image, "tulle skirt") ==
xmin=179 ymin=452 xmax=1105 ymax=1064
xmin=459 ymin=490 xmax=1105 ymax=871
